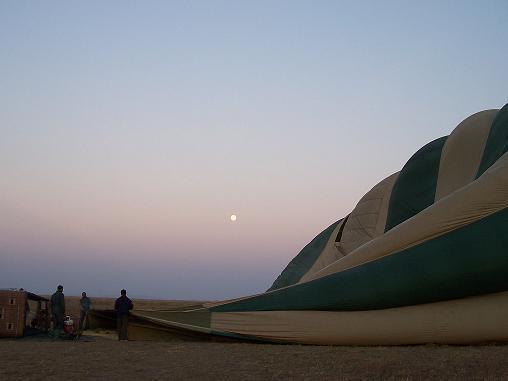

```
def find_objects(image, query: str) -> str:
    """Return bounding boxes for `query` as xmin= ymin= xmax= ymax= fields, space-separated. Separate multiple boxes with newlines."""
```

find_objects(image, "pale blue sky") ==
xmin=1 ymin=1 xmax=507 ymax=299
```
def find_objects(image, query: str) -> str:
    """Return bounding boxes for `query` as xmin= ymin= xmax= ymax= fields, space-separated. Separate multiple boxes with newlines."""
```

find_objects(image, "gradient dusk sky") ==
xmin=1 ymin=1 xmax=507 ymax=300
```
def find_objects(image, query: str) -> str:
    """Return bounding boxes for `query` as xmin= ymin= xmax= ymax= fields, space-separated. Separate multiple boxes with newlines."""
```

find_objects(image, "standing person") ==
xmin=79 ymin=292 xmax=92 ymax=330
xmin=20 ymin=288 xmax=31 ymax=328
xmin=50 ymin=285 xmax=65 ymax=338
xmin=114 ymin=289 xmax=133 ymax=340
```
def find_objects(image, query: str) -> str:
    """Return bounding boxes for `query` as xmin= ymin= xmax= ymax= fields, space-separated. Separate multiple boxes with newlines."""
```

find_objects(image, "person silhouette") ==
xmin=114 ymin=289 xmax=133 ymax=340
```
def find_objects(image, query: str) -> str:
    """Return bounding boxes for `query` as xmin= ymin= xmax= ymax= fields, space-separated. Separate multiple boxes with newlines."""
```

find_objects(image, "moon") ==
xmin=230 ymin=214 xmax=237 ymax=222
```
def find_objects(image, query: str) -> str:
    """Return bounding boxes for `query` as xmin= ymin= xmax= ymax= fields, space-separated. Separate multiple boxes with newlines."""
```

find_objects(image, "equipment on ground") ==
xmin=0 ymin=289 xmax=50 ymax=338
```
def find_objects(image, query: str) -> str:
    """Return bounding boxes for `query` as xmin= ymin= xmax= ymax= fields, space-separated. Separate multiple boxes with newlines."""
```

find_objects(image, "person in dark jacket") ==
xmin=114 ymin=289 xmax=133 ymax=340
xmin=79 ymin=292 xmax=92 ymax=330
xmin=50 ymin=285 xmax=65 ymax=337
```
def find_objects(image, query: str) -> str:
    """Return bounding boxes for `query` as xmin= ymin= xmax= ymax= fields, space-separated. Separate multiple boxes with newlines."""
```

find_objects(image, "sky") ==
xmin=1 ymin=1 xmax=507 ymax=300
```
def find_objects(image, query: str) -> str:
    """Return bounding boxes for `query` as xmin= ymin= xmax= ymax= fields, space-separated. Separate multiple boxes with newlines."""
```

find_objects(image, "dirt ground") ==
xmin=2 ymin=297 xmax=508 ymax=380
xmin=1 ymin=338 xmax=508 ymax=380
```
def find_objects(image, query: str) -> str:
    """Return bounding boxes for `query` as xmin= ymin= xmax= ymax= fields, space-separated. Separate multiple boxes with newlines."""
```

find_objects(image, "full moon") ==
xmin=230 ymin=214 xmax=237 ymax=222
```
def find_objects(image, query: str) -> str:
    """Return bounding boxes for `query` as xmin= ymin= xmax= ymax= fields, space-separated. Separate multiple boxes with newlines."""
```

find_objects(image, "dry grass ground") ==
xmin=1 ymin=340 xmax=508 ymax=380
xmin=2 ymin=297 xmax=507 ymax=380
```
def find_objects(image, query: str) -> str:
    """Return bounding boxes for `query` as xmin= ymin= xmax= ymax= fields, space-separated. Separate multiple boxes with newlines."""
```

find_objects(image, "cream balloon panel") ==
xmin=298 ymin=172 xmax=399 ymax=283
xmin=435 ymin=110 xmax=497 ymax=201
